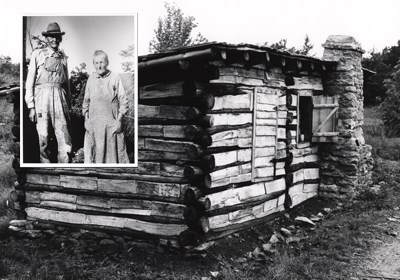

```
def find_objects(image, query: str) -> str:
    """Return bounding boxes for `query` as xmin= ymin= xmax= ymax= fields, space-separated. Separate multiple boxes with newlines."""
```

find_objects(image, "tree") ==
xmin=119 ymin=45 xmax=135 ymax=73
xmin=362 ymin=41 xmax=400 ymax=105
xmin=0 ymin=56 xmax=20 ymax=86
xmin=264 ymin=35 xmax=314 ymax=56
xmin=69 ymin=63 xmax=89 ymax=118
xmin=300 ymin=35 xmax=314 ymax=56
xmin=380 ymin=59 xmax=400 ymax=136
xmin=149 ymin=2 xmax=207 ymax=53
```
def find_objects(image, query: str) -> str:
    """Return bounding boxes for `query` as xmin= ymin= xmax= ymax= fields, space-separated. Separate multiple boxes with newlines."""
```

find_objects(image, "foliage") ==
xmin=69 ymin=63 xmax=89 ymax=118
xmin=0 ymin=56 xmax=20 ymax=86
xmin=119 ymin=45 xmax=135 ymax=73
xmin=380 ymin=59 xmax=400 ymax=136
xmin=362 ymin=41 xmax=400 ymax=105
xmin=264 ymin=35 xmax=315 ymax=56
xmin=149 ymin=2 xmax=207 ymax=53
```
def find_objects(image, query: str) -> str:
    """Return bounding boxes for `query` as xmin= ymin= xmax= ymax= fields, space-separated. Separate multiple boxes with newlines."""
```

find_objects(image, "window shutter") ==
xmin=312 ymin=95 xmax=339 ymax=142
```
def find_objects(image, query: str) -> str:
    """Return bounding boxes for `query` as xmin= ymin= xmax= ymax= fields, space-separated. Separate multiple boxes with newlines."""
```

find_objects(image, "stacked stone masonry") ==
xmin=319 ymin=35 xmax=373 ymax=198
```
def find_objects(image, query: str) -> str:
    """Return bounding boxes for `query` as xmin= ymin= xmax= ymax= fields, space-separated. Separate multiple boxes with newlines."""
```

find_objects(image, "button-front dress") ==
xmin=82 ymin=71 xmax=129 ymax=163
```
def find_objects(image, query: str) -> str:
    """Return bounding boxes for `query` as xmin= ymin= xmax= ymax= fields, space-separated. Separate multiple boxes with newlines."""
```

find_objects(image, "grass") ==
xmin=363 ymin=106 xmax=400 ymax=160
xmin=0 ymin=105 xmax=399 ymax=279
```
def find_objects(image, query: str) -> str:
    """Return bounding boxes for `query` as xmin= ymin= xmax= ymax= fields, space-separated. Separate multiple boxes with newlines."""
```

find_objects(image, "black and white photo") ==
xmin=21 ymin=15 xmax=138 ymax=167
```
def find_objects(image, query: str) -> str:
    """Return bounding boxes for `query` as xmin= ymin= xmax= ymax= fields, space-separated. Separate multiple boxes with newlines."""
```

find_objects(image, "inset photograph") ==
xmin=21 ymin=15 xmax=137 ymax=167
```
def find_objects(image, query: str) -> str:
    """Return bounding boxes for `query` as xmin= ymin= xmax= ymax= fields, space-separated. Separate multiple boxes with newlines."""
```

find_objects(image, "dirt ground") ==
xmin=354 ymin=212 xmax=400 ymax=279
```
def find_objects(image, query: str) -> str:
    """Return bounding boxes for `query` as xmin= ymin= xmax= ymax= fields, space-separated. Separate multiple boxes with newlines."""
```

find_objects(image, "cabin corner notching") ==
xmin=9 ymin=37 xmax=372 ymax=246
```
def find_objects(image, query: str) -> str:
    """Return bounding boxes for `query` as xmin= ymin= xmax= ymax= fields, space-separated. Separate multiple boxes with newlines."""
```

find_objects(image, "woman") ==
xmin=82 ymin=50 xmax=129 ymax=163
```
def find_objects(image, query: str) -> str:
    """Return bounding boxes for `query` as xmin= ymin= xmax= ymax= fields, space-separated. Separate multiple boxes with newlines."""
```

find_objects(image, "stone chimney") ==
xmin=319 ymin=35 xmax=374 ymax=198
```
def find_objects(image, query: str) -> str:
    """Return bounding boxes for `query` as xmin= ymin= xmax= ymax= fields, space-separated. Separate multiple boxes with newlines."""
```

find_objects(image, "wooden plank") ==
xmin=303 ymin=183 xmax=319 ymax=193
xmin=256 ymin=111 xmax=277 ymax=119
xmin=212 ymin=148 xmax=252 ymax=167
xmin=254 ymin=166 xmax=275 ymax=178
xmin=97 ymin=179 xmax=137 ymax=194
xmin=138 ymin=104 xmax=194 ymax=120
xmin=210 ymin=127 xmax=253 ymax=148
xmin=255 ymin=125 xmax=276 ymax=136
xmin=25 ymin=191 xmax=41 ymax=204
xmin=292 ymin=169 xmax=305 ymax=184
xmin=254 ymin=147 xmax=275 ymax=158
xmin=77 ymin=196 xmax=111 ymax=209
xmin=254 ymin=156 xmax=274 ymax=168
xmin=204 ymin=197 xmax=280 ymax=231
xmin=304 ymin=168 xmax=319 ymax=180
xmin=26 ymin=207 xmax=187 ymax=237
xmin=143 ymin=138 xmax=203 ymax=158
xmin=256 ymin=93 xmax=278 ymax=105
xmin=211 ymin=75 xmax=265 ymax=86
xmin=41 ymin=192 xmax=77 ymax=203
xmin=208 ymin=113 xmax=253 ymax=126
xmin=150 ymin=201 xmax=186 ymax=219
xmin=255 ymin=136 xmax=277 ymax=148
xmin=60 ymin=175 xmax=97 ymax=190
xmin=139 ymin=80 xmax=196 ymax=99
xmin=39 ymin=201 xmax=76 ymax=211
xmin=264 ymin=178 xmax=286 ymax=194
xmin=26 ymin=174 xmax=60 ymax=186
xmin=138 ymin=125 xmax=165 ymax=137
xmin=211 ymin=93 xmax=253 ymax=111
xmin=257 ymin=103 xmax=276 ymax=112
xmin=292 ymin=153 xmax=318 ymax=165
xmin=210 ymin=163 xmax=251 ymax=182
xmin=218 ymin=67 xmax=266 ymax=80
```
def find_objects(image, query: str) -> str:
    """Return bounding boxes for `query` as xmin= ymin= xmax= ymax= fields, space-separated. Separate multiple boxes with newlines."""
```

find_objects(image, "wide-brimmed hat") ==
xmin=42 ymin=22 xmax=65 ymax=36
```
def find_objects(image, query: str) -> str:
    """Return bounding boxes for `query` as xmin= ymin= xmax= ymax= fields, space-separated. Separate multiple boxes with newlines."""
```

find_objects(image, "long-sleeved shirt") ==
xmin=25 ymin=47 xmax=70 ymax=109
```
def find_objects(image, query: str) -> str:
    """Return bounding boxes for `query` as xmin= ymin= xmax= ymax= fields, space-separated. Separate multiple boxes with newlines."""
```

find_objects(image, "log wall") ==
xmin=10 ymin=47 xmax=327 ymax=246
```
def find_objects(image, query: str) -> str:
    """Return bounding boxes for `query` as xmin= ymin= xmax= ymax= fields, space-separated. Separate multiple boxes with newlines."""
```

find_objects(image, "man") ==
xmin=82 ymin=50 xmax=129 ymax=163
xmin=25 ymin=22 xmax=72 ymax=163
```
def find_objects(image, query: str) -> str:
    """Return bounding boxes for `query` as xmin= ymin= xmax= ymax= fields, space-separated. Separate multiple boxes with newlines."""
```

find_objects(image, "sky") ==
xmin=0 ymin=0 xmax=399 ymax=68
xmin=25 ymin=16 xmax=136 ymax=73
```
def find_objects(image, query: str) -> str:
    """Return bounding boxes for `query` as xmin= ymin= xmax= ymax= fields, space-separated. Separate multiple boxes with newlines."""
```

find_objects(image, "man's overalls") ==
xmin=26 ymin=48 xmax=72 ymax=163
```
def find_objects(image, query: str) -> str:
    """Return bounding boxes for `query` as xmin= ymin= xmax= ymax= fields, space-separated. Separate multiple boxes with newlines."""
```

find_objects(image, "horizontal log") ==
xmin=139 ymin=62 xmax=220 ymax=86
xmin=140 ymin=94 xmax=215 ymax=110
xmin=201 ymin=197 xmax=281 ymax=233
xmin=287 ymin=76 xmax=323 ymax=91
xmin=27 ymin=168 xmax=189 ymax=184
xmin=24 ymin=173 xmax=189 ymax=201
xmin=210 ymin=162 xmax=251 ymax=182
xmin=9 ymin=190 xmax=25 ymax=202
xmin=139 ymin=80 xmax=201 ymax=100
xmin=209 ymin=93 xmax=253 ymax=112
xmin=209 ymin=126 xmax=253 ymax=148
xmin=138 ymin=104 xmax=199 ymax=121
xmin=139 ymin=150 xmax=196 ymax=161
xmin=26 ymin=207 xmax=187 ymax=237
xmin=203 ymin=211 xmax=282 ymax=241
xmin=218 ymin=66 xmax=266 ymax=80
xmin=139 ymin=124 xmax=200 ymax=140
xmin=213 ymin=148 xmax=252 ymax=168
xmin=184 ymin=187 xmax=203 ymax=206
xmin=205 ymin=177 xmax=285 ymax=211
xmin=207 ymin=113 xmax=253 ymax=127
xmin=288 ymin=183 xmax=318 ymax=208
xmin=211 ymin=75 xmax=265 ymax=86
xmin=140 ymin=138 xmax=204 ymax=158
xmin=291 ymin=153 xmax=318 ymax=166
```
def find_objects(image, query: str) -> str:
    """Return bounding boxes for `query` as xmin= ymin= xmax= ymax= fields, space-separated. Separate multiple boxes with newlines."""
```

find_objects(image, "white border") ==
xmin=20 ymin=13 xmax=138 ymax=168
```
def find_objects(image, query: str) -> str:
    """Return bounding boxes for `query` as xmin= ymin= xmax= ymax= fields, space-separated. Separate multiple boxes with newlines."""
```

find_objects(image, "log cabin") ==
xmin=8 ymin=35 xmax=373 ymax=247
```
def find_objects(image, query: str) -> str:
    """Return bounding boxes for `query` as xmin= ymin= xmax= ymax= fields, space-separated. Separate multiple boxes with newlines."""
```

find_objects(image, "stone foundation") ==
xmin=319 ymin=35 xmax=374 ymax=199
